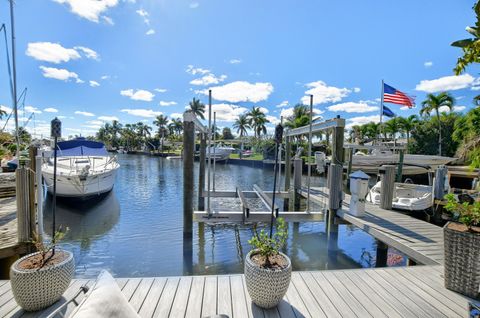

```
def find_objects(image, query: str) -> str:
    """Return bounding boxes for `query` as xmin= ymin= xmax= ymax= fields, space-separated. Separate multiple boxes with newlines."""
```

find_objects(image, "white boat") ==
xmin=117 ymin=147 xmax=127 ymax=154
xmin=42 ymin=138 xmax=120 ymax=199
xmin=206 ymin=145 xmax=235 ymax=161
xmin=366 ymin=181 xmax=433 ymax=211
xmin=351 ymin=149 xmax=456 ymax=175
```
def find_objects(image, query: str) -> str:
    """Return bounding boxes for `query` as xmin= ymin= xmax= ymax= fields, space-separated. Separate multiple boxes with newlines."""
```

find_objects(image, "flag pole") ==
xmin=380 ymin=79 xmax=384 ymax=142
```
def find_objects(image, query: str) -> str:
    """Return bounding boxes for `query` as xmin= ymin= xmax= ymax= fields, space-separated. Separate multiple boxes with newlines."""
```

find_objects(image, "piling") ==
xmin=375 ymin=240 xmax=388 ymax=267
xmin=379 ymin=165 xmax=396 ymax=210
xmin=183 ymin=118 xmax=195 ymax=238
xmin=28 ymin=147 xmax=37 ymax=240
xmin=292 ymin=157 xmax=302 ymax=210
xmin=433 ymin=166 xmax=447 ymax=200
xmin=16 ymin=164 xmax=32 ymax=243
xmin=198 ymin=133 xmax=206 ymax=210
xmin=35 ymin=155 xmax=43 ymax=241
xmin=396 ymin=150 xmax=404 ymax=182
xmin=284 ymin=136 xmax=292 ymax=211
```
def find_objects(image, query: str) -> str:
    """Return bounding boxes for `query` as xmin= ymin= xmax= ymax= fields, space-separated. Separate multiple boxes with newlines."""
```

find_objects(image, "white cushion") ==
xmin=69 ymin=270 xmax=140 ymax=318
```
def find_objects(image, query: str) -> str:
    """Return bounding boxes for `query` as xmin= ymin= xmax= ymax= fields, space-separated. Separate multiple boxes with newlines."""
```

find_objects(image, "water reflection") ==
xmin=43 ymin=192 xmax=120 ymax=244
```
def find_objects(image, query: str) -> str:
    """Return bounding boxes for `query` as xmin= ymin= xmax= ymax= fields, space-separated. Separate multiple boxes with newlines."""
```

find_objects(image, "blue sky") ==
xmin=0 ymin=0 xmax=479 ymax=138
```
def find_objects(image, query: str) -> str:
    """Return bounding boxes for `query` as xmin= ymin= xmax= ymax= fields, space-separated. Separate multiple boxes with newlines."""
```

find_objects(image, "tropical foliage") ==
xmin=247 ymin=107 xmax=269 ymax=138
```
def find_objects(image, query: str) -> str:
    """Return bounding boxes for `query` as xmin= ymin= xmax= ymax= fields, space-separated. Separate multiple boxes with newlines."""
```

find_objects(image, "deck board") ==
xmin=1 ymin=266 xmax=478 ymax=318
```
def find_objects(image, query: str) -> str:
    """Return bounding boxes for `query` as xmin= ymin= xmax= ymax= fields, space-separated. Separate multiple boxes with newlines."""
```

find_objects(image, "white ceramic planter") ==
xmin=244 ymin=250 xmax=292 ymax=309
xmin=10 ymin=250 xmax=74 ymax=311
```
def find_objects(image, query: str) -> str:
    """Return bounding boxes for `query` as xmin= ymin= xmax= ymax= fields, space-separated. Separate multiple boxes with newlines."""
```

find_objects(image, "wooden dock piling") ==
xmin=379 ymin=165 xmax=395 ymax=210
xmin=292 ymin=157 xmax=302 ymax=210
xmin=198 ymin=133 xmax=206 ymax=211
xmin=183 ymin=117 xmax=195 ymax=238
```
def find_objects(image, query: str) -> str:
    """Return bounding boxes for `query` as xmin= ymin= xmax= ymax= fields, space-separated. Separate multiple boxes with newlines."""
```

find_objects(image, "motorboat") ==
xmin=42 ymin=138 xmax=120 ymax=199
xmin=206 ymin=145 xmax=235 ymax=161
xmin=366 ymin=181 xmax=433 ymax=211
xmin=351 ymin=149 xmax=456 ymax=175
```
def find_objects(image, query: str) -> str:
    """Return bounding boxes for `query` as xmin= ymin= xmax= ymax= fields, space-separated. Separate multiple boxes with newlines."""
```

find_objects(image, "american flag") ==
xmin=383 ymin=83 xmax=415 ymax=108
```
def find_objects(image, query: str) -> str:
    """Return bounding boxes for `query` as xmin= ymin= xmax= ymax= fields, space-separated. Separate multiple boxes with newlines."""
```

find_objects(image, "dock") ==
xmin=0 ymin=265 xmax=477 ymax=317
xmin=300 ymin=187 xmax=444 ymax=265
xmin=0 ymin=197 xmax=26 ymax=259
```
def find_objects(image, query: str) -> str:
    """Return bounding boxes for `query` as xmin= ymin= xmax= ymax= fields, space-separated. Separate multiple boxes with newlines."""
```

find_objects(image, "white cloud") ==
xmin=121 ymin=108 xmax=162 ymax=118
xmin=98 ymin=115 xmax=119 ymax=121
xmin=276 ymin=100 xmax=289 ymax=108
xmin=266 ymin=115 xmax=280 ymax=125
xmin=87 ymin=120 xmax=105 ymax=126
xmin=74 ymin=46 xmax=99 ymax=60
xmin=454 ymin=105 xmax=466 ymax=112
xmin=120 ymin=89 xmax=155 ymax=102
xmin=204 ymin=103 xmax=248 ymax=122
xmin=89 ymin=80 xmax=100 ymax=87
xmin=415 ymin=74 xmax=474 ymax=93
xmin=280 ymin=107 xmax=324 ymax=119
xmin=186 ymin=65 xmax=210 ymax=75
xmin=327 ymin=102 xmax=379 ymax=113
xmin=75 ymin=111 xmax=95 ymax=117
xmin=53 ymin=0 xmax=119 ymax=23
xmin=100 ymin=75 xmax=110 ymax=80
xmin=136 ymin=8 xmax=150 ymax=24
xmin=229 ymin=59 xmax=242 ymax=64
xmin=159 ymin=101 xmax=177 ymax=107
xmin=197 ymin=81 xmax=274 ymax=103
xmin=0 ymin=105 xmax=12 ymax=114
xmin=353 ymin=87 xmax=361 ymax=93
xmin=189 ymin=2 xmax=199 ymax=8
xmin=102 ymin=15 xmax=114 ymax=25
xmin=26 ymin=42 xmax=81 ymax=63
xmin=301 ymin=81 xmax=351 ymax=105
xmin=169 ymin=112 xmax=183 ymax=119
xmin=346 ymin=115 xmax=381 ymax=128
xmin=39 ymin=66 xmax=81 ymax=82
xmin=437 ymin=105 xmax=467 ymax=113
xmin=25 ymin=106 xmax=42 ymax=114
xmin=155 ymin=88 xmax=167 ymax=93
xmin=424 ymin=61 xmax=433 ymax=68
xmin=44 ymin=107 xmax=58 ymax=113
xmin=190 ymin=74 xmax=227 ymax=86
xmin=146 ymin=29 xmax=155 ymax=35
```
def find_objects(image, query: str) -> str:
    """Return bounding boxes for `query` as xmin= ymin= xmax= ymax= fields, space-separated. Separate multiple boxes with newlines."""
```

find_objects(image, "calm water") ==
xmin=43 ymin=154 xmax=405 ymax=278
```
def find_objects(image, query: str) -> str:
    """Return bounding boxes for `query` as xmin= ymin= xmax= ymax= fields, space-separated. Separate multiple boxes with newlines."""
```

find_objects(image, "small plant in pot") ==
xmin=245 ymin=218 xmax=291 ymax=309
xmin=443 ymin=193 xmax=480 ymax=300
xmin=10 ymin=228 xmax=75 ymax=311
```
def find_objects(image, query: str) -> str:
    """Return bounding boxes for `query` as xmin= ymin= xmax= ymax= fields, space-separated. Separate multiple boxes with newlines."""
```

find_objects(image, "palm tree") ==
xmin=350 ymin=125 xmax=362 ymax=144
xmin=398 ymin=115 xmax=419 ymax=148
xmin=420 ymin=92 xmax=455 ymax=155
xmin=0 ymin=107 xmax=6 ymax=119
xmin=361 ymin=122 xmax=380 ymax=142
xmin=384 ymin=117 xmax=402 ymax=146
xmin=188 ymin=98 xmax=205 ymax=120
xmin=284 ymin=104 xmax=312 ymax=130
xmin=153 ymin=115 xmax=169 ymax=136
xmin=110 ymin=120 xmax=122 ymax=148
xmin=247 ymin=107 xmax=269 ymax=138
xmin=233 ymin=114 xmax=250 ymax=137
xmin=170 ymin=118 xmax=183 ymax=135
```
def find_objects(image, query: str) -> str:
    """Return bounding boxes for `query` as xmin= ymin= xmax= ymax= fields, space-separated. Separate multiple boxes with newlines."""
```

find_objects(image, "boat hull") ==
xmin=366 ymin=181 xmax=433 ymax=211
xmin=42 ymin=169 xmax=117 ymax=198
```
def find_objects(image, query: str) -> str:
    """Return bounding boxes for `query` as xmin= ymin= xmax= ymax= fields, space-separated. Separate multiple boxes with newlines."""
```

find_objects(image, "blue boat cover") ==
xmin=56 ymin=138 xmax=108 ymax=156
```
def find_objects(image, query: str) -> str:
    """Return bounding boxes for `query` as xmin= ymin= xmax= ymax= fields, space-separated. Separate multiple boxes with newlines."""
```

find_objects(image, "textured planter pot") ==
xmin=244 ymin=250 xmax=292 ymax=309
xmin=10 ymin=250 xmax=75 ymax=311
xmin=444 ymin=222 xmax=480 ymax=300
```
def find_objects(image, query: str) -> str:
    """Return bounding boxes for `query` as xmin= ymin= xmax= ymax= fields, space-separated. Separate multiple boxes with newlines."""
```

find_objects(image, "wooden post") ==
xmin=183 ymin=118 xmax=195 ymax=238
xmin=16 ymin=164 xmax=31 ymax=243
xmin=332 ymin=120 xmax=344 ymax=166
xmin=375 ymin=240 xmax=388 ymax=267
xmin=346 ymin=147 xmax=353 ymax=177
xmin=284 ymin=136 xmax=291 ymax=192
xmin=28 ymin=146 xmax=37 ymax=241
xmin=433 ymin=166 xmax=447 ymax=200
xmin=182 ymin=115 xmax=195 ymax=275
xmin=36 ymin=155 xmax=43 ymax=241
xmin=396 ymin=149 xmax=404 ymax=182
xmin=379 ymin=165 xmax=396 ymax=210
xmin=198 ymin=133 xmax=206 ymax=210
xmin=292 ymin=157 xmax=302 ymax=210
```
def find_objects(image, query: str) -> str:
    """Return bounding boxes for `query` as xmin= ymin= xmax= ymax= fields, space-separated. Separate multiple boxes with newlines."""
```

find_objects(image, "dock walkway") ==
xmin=300 ymin=187 xmax=444 ymax=265
xmin=0 ymin=265 xmax=477 ymax=317
xmin=0 ymin=197 xmax=23 ymax=259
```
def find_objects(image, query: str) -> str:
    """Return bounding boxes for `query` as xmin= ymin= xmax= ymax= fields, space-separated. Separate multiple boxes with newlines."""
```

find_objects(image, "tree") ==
xmin=398 ymin=115 xmax=419 ymax=148
xmin=420 ymin=92 xmax=455 ymax=156
xmin=0 ymin=107 xmax=6 ymax=119
xmin=361 ymin=122 xmax=380 ymax=142
xmin=452 ymin=1 xmax=480 ymax=75
xmin=383 ymin=117 xmax=402 ymax=146
xmin=110 ymin=120 xmax=122 ymax=148
xmin=247 ymin=107 xmax=269 ymax=138
xmin=233 ymin=114 xmax=250 ymax=137
xmin=284 ymin=104 xmax=314 ymax=133
xmin=188 ymin=98 xmax=205 ymax=120
xmin=17 ymin=127 xmax=31 ymax=144
xmin=350 ymin=125 xmax=362 ymax=144
xmin=168 ymin=118 xmax=183 ymax=135
xmin=153 ymin=115 xmax=169 ymax=136
xmin=222 ymin=127 xmax=234 ymax=140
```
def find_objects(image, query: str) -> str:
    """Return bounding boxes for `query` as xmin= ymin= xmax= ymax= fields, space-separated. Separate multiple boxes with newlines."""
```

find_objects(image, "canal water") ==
xmin=43 ymin=154 xmax=405 ymax=278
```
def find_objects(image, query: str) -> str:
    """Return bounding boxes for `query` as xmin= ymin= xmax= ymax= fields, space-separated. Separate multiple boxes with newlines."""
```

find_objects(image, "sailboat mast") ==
xmin=9 ymin=0 xmax=20 ymax=157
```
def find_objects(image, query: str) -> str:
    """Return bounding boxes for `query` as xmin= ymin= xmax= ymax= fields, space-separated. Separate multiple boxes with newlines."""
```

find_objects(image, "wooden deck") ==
xmin=0 ymin=197 xmax=24 ymax=259
xmin=0 ymin=265 xmax=477 ymax=317
xmin=301 ymin=187 xmax=444 ymax=265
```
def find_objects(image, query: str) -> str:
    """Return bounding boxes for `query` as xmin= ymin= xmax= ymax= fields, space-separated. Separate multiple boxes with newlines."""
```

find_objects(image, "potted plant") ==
xmin=10 ymin=229 xmax=74 ymax=311
xmin=443 ymin=193 xmax=480 ymax=300
xmin=245 ymin=217 xmax=291 ymax=309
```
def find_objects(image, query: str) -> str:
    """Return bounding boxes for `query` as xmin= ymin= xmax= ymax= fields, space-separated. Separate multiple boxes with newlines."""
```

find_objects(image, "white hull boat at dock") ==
xmin=366 ymin=181 xmax=433 ymax=211
xmin=206 ymin=146 xmax=235 ymax=162
xmin=42 ymin=138 xmax=119 ymax=199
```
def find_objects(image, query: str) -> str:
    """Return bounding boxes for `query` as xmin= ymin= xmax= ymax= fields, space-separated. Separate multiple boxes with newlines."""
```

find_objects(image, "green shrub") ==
xmin=248 ymin=218 xmax=288 ymax=266
xmin=444 ymin=193 xmax=480 ymax=230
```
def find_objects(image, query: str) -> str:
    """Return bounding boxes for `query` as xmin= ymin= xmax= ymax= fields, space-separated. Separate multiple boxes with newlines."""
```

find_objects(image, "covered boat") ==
xmin=42 ymin=138 xmax=120 ymax=199
xmin=366 ymin=181 xmax=433 ymax=211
